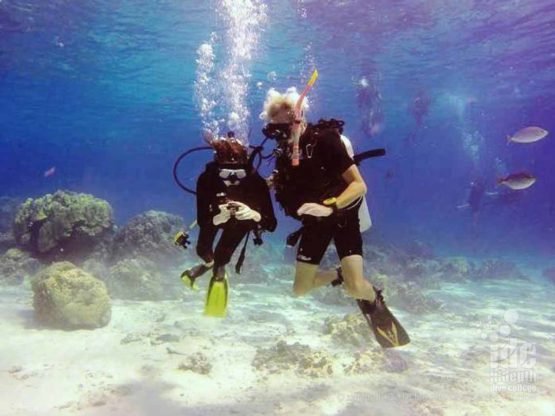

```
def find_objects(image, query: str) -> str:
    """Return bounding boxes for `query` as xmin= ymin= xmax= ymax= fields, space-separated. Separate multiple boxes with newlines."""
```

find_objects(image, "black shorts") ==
xmin=296 ymin=211 xmax=363 ymax=265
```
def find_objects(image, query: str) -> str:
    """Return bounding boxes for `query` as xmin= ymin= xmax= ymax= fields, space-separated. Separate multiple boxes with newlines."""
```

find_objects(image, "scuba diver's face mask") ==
xmin=262 ymin=123 xmax=292 ymax=142
xmin=218 ymin=166 xmax=247 ymax=186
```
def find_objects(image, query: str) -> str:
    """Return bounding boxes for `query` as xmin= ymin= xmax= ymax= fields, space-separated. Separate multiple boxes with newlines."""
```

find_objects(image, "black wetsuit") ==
xmin=196 ymin=162 xmax=276 ymax=268
xmin=274 ymin=125 xmax=363 ymax=265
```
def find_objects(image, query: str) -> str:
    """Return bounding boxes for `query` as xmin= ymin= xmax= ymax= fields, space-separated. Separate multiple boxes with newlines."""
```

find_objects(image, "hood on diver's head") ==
xmin=211 ymin=133 xmax=248 ymax=166
xmin=211 ymin=135 xmax=248 ymax=186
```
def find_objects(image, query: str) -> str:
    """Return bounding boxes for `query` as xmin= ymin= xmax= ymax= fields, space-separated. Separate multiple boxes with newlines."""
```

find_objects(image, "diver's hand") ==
xmin=213 ymin=204 xmax=231 ymax=225
xmin=232 ymin=201 xmax=262 ymax=222
xmin=297 ymin=202 xmax=333 ymax=218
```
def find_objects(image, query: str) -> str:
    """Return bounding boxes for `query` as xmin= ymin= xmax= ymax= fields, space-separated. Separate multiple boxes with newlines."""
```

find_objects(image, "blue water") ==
xmin=1 ymin=3 xmax=554 ymax=415
xmin=1 ymin=0 xmax=554 ymax=261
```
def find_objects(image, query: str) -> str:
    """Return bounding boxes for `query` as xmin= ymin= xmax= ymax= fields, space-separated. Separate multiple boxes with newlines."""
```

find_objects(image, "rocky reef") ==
xmin=252 ymin=340 xmax=335 ymax=378
xmin=13 ymin=191 xmax=114 ymax=260
xmin=5 ymin=190 xmax=188 ymax=300
xmin=2 ymin=187 xmax=536 ymax=311
xmin=31 ymin=261 xmax=111 ymax=329
xmin=323 ymin=313 xmax=373 ymax=347
xmin=105 ymin=257 xmax=168 ymax=301
xmin=111 ymin=210 xmax=184 ymax=265
xmin=80 ymin=210 xmax=187 ymax=300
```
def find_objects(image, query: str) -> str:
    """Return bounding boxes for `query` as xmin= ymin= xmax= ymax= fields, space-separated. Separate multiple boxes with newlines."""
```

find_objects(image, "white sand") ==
xmin=0 ymin=274 xmax=554 ymax=416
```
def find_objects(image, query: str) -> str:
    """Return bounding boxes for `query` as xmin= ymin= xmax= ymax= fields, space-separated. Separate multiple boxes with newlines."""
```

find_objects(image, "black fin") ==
xmin=357 ymin=289 xmax=410 ymax=348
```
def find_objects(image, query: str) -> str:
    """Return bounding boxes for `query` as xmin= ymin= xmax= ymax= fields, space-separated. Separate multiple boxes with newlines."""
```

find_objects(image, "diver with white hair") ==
xmin=260 ymin=73 xmax=409 ymax=348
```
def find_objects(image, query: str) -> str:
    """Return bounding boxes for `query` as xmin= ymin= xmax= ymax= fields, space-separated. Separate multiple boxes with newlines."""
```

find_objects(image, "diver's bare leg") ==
xmin=293 ymin=261 xmax=319 ymax=296
xmin=340 ymin=254 xmax=376 ymax=302
xmin=312 ymin=269 xmax=340 ymax=288
xmin=293 ymin=265 xmax=342 ymax=296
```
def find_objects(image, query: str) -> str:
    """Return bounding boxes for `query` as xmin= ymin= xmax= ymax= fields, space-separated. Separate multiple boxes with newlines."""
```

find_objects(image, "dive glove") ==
xmin=213 ymin=204 xmax=231 ymax=225
xmin=297 ymin=202 xmax=333 ymax=218
xmin=232 ymin=201 xmax=261 ymax=222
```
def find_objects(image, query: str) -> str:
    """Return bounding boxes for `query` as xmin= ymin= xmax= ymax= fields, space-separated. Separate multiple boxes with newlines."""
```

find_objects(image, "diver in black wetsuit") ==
xmin=260 ymin=85 xmax=409 ymax=348
xmin=181 ymin=137 xmax=276 ymax=317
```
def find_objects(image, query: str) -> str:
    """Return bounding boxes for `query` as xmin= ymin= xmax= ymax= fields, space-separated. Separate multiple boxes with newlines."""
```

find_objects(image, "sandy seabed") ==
xmin=1 ymin=267 xmax=554 ymax=416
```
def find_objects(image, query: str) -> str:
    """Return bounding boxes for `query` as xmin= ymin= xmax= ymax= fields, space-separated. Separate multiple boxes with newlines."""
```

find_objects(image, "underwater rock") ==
xmin=106 ymin=257 xmax=175 ymax=301
xmin=111 ymin=210 xmax=183 ymax=265
xmin=323 ymin=313 xmax=373 ymax=347
xmin=474 ymin=259 xmax=526 ymax=280
xmin=542 ymin=267 xmax=555 ymax=284
xmin=13 ymin=190 xmax=114 ymax=261
xmin=31 ymin=261 xmax=111 ymax=329
xmin=0 ymin=248 xmax=41 ymax=285
xmin=252 ymin=340 xmax=334 ymax=378
xmin=178 ymin=352 xmax=212 ymax=375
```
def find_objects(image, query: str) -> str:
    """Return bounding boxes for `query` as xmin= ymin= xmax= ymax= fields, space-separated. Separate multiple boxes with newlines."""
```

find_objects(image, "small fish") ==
xmin=507 ymin=126 xmax=548 ymax=143
xmin=497 ymin=172 xmax=536 ymax=190
xmin=44 ymin=166 xmax=56 ymax=177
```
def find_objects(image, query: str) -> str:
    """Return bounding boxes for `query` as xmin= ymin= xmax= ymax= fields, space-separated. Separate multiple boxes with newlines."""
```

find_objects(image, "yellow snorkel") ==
xmin=291 ymin=69 xmax=318 ymax=166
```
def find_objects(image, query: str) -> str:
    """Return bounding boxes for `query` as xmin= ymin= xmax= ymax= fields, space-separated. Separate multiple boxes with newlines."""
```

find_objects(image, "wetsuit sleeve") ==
xmin=250 ymin=173 xmax=277 ymax=232
xmin=196 ymin=172 xmax=213 ymax=227
xmin=319 ymin=130 xmax=354 ymax=176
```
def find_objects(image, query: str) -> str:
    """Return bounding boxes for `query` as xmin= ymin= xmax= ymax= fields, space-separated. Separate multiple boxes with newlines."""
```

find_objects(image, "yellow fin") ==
xmin=204 ymin=276 xmax=228 ymax=318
